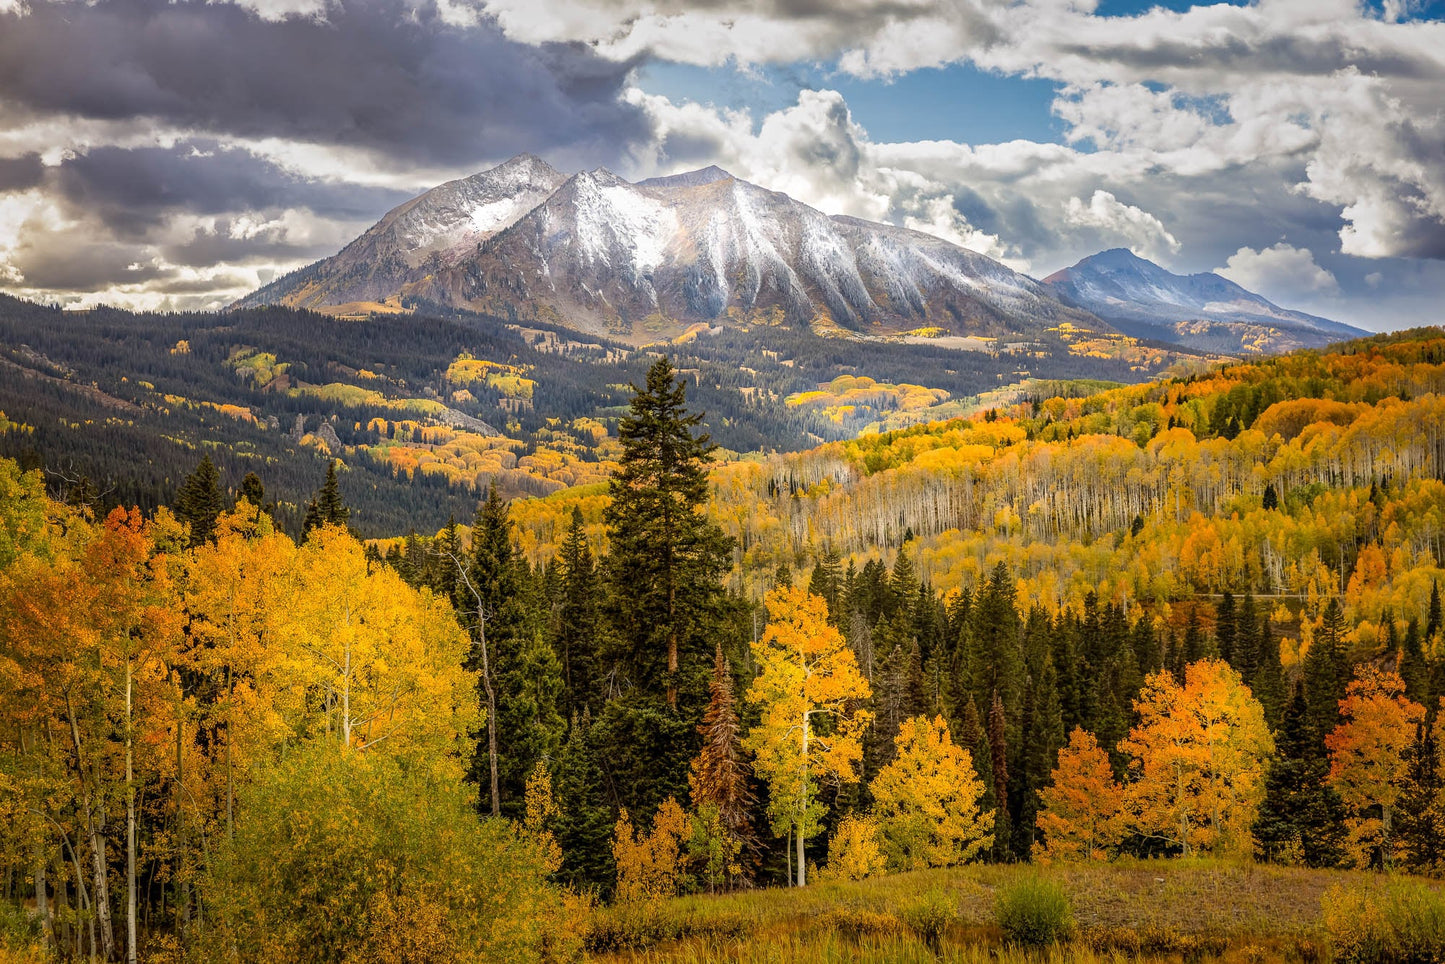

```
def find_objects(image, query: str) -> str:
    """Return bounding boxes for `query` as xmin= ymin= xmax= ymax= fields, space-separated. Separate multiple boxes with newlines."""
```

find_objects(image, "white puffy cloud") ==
xmin=1062 ymin=190 xmax=1180 ymax=262
xmin=1218 ymin=243 xmax=1340 ymax=301
xmin=487 ymin=0 xmax=1445 ymax=266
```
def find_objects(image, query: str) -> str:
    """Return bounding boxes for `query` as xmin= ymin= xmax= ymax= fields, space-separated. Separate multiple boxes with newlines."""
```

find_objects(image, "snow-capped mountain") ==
xmin=242 ymin=154 xmax=566 ymax=310
xmin=240 ymin=155 xmax=1102 ymax=342
xmin=1045 ymin=248 xmax=1365 ymax=354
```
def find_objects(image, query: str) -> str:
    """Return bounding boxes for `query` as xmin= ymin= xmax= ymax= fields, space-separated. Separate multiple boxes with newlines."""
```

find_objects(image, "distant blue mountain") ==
xmin=1045 ymin=248 xmax=1365 ymax=354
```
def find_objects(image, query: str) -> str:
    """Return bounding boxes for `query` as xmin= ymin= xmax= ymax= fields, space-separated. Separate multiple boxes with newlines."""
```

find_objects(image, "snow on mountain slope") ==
xmin=1046 ymin=248 xmax=1365 ymax=354
xmin=237 ymin=154 xmax=565 ymax=310
xmin=240 ymin=155 xmax=1106 ymax=342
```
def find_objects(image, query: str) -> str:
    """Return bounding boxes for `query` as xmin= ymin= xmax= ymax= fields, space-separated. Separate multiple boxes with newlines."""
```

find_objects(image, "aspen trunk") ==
xmin=797 ymin=714 xmax=808 ymax=887
xmin=126 ymin=658 xmax=138 ymax=964
xmin=91 ymin=809 xmax=113 ymax=961
xmin=225 ymin=664 xmax=234 ymax=842
xmin=175 ymin=693 xmax=190 ymax=938
xmin=32 ymin=848 xmax=48 ymax=950
xmin=479 ymin=619 xmax=500 ymax=817
xmin=68 ymin=697 xmax=113 ymax=961
xmin=342 ymin=642 xmax=352 ymax=748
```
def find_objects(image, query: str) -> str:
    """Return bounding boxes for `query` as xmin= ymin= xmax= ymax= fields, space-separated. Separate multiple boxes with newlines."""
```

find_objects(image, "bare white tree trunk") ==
xmin=125 ymin=658 xmax=138 ymax=964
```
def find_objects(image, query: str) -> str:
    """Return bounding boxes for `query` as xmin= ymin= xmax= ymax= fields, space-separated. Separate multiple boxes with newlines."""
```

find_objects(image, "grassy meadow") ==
xmin=584 ymin=860 xmax=1437 ymax=963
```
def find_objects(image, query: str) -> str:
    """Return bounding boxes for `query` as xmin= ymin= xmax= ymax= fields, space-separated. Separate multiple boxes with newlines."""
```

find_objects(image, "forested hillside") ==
xmin=5 ymin=335 xmax=1445 ymax=963
xmin=0 ymin=293 xmax=1205 ymax=540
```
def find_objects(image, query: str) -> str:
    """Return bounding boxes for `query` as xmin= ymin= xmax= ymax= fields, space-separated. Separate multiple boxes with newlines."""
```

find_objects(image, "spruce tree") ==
xmin=1215 ymin=591 xmax=1237 ymax=667
xmin=807 ymin=546 xmax=843 ymax=622
xmin=1428 ymin=581 xmax=1442 ymax=643
xmin=1400 ymin=618 xmax=1429 ymax=702
xmin=1253 ymin=611 xmax=1285 ymax=727
xmin=556 ymin=506 xmax=601 ymax=717
xmin=1254 ymin=689 xmax=1345 ymax=867
xmin=1235 ymin=593 xmax=1260 ymax=683
xmin=302 ymin=459 xmax=349 ymax=536
xmin=603 ymin=356 xmax=733 ymax=710
xmin=1305 ymin=599 xmax=1349 ymax=751
xmin=176 ymin=453 xmax=224 ymax=546
xmin=554 ymin=713 xmax=616 ymax=892
xmin=238 ymin=471 xmax=267 ymax=517
xmin=963 ymin=564 xmax=1023 ymax=719
xmin=987 ymin=690 xmax=1010 ymax=861
xmin=1397 ymin=716 xmax=1445 ymax=875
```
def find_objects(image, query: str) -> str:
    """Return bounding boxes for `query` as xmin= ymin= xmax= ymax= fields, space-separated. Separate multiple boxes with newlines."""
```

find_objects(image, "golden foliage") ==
xmin=522 ymin=760 xmax=564 ymax=876
xmin=870 ymin=715 xmax=993 ymax=870
xmin=1326 ymin=667 xmax=1425 ymax=867
xmin=822 ymin=812 xmax=887 ymax=881
xmin=1121 ymin=659 xmax=1273 ymax=856
xmin=743 ymin=587 xmax=872 ymax=858
xmin=612 ymin=799 xmax=692 ymax=903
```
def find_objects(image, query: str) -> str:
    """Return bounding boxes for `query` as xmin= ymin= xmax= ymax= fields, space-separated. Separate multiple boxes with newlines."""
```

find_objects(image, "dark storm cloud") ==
xmin=9 ymin=235 xmax=169 ymax=289
xmin=54 ymin=142 xmax=412 ymax=234
xmin=0 ymin=0 xmax=652 ymax=166
xmin=159 ymin=226 xmax=343 ymax=269
xmin=0 ymin=153 xmax=45 ymax=192
xmin=1056 ymin=33 xmax=1445 ymax=84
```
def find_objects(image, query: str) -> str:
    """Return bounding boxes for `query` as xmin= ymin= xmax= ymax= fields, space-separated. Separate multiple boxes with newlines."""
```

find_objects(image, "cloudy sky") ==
xmin=0 ymin=0 xmax=1442 ymax=329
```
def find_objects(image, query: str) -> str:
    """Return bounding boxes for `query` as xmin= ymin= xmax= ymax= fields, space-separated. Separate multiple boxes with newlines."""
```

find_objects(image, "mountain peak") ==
xmin=636 ymin=165 xmax=734 ymax=189
xmin=1046 ymin=247 xmax=1362 ymax=353
xmin=489 ymin=152 xmax=561 ymax=178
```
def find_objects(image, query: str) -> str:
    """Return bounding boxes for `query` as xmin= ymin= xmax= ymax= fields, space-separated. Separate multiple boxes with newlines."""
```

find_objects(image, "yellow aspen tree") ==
xmin=1326 ymin=667 xmax=1425 ymax=868
xmin=184 ymin=507 xmax=298 ymax=841
xmin=870 ymin=714 xmax=993 ymax=870
xmin=286 ymin=525 xmax=476 ymax=758
xmin=823 ymin=813 xmax=886 ymax=881
xmin=522 ymin=760 xmax=562 ymax=875
xmin=1121 ymin=659 xmax=1273 ymax=856
xmin=1034 ymin=727 xmax=1125 ymax=863
xmin=611 ymin=799 xmax=691 ymax=901
xmin=744 ymin=586 xmax=872 ymax=886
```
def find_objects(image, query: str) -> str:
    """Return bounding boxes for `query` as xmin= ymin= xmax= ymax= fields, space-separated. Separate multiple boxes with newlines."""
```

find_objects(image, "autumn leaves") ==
xmin=1037 ymin=660 xmax=1272 ymax=862
xmin=743 ymin=586 xmax=992 ymax=886
xmin=1031 ymin=659 xmax=1443 ymax=871
xmin=0 ymin=485 xmax=478 ymax=960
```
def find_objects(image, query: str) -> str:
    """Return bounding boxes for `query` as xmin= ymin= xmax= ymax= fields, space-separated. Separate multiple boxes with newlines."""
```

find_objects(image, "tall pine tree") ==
xmin=1253 ymin=689 xmax=1344 ymax=867
xmin=176 ymin=454 xmax=224 ymax=547
xmin=689 ymin=643 xmax=758 ymax=886
xmin=603 ymin=356 xmax=733 ymax=710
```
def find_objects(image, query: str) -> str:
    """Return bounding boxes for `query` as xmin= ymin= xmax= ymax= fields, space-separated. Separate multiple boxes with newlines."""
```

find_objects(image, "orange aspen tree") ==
xmin=1034 ymin=727 xmax=1125 ymax=863
xmin=1326 ymin=667 xmax=1425 ymax=868
xmin=1121 ymin=659 xmax=1273 ymax=856
xmin=744 ymin=586 xmax=872 ymax=887
xmin=870 ymin=714 xmax=993 ymax=870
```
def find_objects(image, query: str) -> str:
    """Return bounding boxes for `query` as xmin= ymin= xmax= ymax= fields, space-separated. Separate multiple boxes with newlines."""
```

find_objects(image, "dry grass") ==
xmin=588 ymin=859 xmax=1402 ymax=963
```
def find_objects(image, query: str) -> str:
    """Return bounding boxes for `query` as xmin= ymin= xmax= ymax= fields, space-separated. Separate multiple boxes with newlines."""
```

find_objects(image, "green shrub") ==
xmin=202 ymin=745 xmax=568 ymax=963
xmin=1322 ymin=881 xmax=1445 ymax=964
xmin=995 ymin=876 xmax=1074 ymax=948
xmin=900 ymin=888 xmax=955 ymax=953
xmin=0 ymin=901 xmax=41 ymax=951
